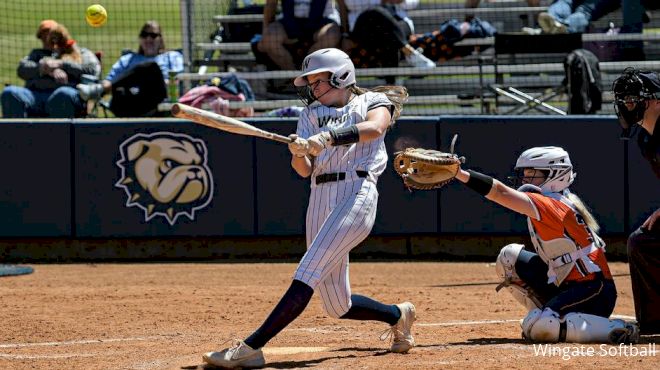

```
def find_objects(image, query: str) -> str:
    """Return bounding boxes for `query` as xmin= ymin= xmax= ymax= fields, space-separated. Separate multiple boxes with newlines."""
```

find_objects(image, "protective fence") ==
xmin=1 ymin=0 xmax=659 ymax=117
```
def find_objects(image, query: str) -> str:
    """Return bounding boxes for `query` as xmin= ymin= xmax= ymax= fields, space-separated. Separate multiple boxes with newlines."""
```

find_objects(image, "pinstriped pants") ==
xmin=293 ymin=178 xmax=379 ymax=318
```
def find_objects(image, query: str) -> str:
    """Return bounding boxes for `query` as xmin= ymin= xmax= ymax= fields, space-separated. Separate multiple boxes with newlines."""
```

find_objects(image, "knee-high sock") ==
xmin=339 ymin=294 xmax=401 ymax=326
xmin=244 ymin=279 xmax=314 ymax=349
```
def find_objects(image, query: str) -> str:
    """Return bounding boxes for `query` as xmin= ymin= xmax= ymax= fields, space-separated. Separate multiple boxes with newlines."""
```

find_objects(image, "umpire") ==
xmin=612 ymin=68 xmax=660 ymax=335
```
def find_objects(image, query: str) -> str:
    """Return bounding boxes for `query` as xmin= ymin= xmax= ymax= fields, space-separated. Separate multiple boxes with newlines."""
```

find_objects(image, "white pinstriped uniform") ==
xmin=293 ymin=91 xmax=392 ymax=318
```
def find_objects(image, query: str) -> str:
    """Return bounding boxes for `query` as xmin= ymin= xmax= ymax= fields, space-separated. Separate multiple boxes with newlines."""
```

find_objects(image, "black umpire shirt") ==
xmin=638 ymin=118 xmax=660 ymax=179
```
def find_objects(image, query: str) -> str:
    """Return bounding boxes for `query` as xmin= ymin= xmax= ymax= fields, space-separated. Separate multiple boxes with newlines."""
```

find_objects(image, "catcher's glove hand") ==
xmin=393 ymin=134 xmax=465 ymax=190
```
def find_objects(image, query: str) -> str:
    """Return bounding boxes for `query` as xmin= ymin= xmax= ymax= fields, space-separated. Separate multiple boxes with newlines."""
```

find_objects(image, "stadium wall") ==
xmin=0 ymin=116 xmax=656 ymax=261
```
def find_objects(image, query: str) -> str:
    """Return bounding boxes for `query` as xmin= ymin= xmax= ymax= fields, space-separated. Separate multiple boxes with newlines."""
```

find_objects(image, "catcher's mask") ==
xmin=294 ymin=48 xmax=356 ymax=106
xmin=612 ymin=68 xmax=660 ymax=139
xmin=512 ymin=146 xmax=575 ymax=193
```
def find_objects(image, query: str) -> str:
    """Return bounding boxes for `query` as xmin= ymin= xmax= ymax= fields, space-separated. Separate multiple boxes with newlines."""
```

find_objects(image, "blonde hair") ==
xmin=47 ymin=24 xmax=81 ymax=63
xmin=566 ymin=192 xmax=600 ymax=233
xmin=349 ymin=85 xmax=409 ymax=122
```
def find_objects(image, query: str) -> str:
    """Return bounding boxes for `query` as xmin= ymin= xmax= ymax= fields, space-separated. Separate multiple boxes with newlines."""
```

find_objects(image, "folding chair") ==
xmin=479 ymin=32 xmax=583 ymax=115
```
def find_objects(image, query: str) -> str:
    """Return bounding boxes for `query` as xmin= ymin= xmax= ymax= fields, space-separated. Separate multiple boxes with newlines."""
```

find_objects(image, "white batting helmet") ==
xmin=294 ymin=48 xmax=356 ymax=89
xmin=515 ymin=146 xmax=576 ymax=193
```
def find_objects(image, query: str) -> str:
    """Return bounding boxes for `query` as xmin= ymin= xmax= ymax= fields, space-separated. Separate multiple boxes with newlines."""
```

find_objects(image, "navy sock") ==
xmin=339 ymin=294 xmax=401 ymax=326
xmin=244 ymin=279 xmax=313 ymax=349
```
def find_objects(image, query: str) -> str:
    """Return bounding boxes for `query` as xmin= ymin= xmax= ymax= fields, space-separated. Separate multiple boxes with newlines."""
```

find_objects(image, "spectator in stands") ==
xmin=77 ymin=21 xmax=183 ymax=103
xmin=338 ymin=0 xmax=436 ymax=69
xmin=537 ymin=0 xmax=651 ymax=35
xmin=256 ymin=0 xmax=341 ymax=70
xmin=1 ymin=20 xmax=100 ymax=118
xmin=408 ymin=16 xmax=496 ymax=64
xmin=466 ymin=0 xmax=540 ymax=7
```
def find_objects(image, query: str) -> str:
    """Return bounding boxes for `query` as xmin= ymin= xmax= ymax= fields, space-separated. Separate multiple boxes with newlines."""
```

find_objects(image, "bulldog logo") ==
xmin=116 ymin=132 xmax=213 ymax=225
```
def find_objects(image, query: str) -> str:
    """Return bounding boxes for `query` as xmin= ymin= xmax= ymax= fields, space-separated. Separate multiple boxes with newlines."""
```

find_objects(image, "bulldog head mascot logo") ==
xmin=116 ymin=132 xmax=214 ymax=225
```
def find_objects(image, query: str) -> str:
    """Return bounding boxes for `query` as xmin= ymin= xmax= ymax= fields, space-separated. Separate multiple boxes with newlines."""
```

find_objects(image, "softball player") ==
xmin=203 ymin=48 xmax=415 ymax=369
xmin=454 ymin=146 xmax=639 ymax=343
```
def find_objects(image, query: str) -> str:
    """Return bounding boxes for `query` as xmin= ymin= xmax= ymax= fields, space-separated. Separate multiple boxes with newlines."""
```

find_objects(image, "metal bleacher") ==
xmin=184 ymin=0 xmax=660 ymax=115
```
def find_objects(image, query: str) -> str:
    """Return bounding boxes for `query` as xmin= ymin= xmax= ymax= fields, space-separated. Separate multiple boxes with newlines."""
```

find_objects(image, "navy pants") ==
xmin=515 ymin=249 xmax=617 ymax=317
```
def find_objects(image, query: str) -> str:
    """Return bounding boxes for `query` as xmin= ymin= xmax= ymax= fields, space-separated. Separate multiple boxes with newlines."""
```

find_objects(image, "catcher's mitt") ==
xmin=393 ymin=135 xmax=465 ymax=190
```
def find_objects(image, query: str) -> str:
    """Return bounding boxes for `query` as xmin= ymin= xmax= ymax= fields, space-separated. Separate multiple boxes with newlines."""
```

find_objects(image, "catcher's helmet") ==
xmin=612 ymin=68 xmax=660 ymax=138
xmin=514 ymin=146 xmax=575 ymax=193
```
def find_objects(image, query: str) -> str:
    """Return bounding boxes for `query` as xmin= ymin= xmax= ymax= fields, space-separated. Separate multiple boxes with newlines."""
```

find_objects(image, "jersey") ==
xmin=526 ymin=192 xmax=613 ymax=286
xmin=292 ymin=90 xmax=393 ymax=318
xmin=296 ymin=91 xmax=393 ymax=184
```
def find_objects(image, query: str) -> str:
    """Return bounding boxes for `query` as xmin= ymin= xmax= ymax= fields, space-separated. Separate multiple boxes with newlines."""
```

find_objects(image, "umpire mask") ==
xmin=612 ymin=68 xmax=660 ymax=139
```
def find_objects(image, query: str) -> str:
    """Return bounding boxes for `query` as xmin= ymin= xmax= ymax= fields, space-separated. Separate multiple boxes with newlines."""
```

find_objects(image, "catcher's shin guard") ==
xmin=522 ymin=308 xmax=640 ymax=343
xmin=495 ymin=244 xmax=542 ymax=310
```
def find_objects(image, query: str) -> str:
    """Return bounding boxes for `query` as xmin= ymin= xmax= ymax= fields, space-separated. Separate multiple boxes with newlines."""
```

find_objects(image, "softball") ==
xmin=85 ymin=4 xmax=107 ymax=28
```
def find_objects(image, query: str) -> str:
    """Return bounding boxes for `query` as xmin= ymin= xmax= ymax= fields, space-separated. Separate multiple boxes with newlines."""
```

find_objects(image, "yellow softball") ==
xmin=85 ymin=4 xmax=107 ymax=28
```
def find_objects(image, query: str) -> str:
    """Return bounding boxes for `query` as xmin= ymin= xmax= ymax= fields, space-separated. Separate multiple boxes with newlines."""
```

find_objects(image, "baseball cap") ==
xmin=36 ymin=19 xmax=58 ymax=38
xmin=638 ymin=71 xmax=660 ymax=94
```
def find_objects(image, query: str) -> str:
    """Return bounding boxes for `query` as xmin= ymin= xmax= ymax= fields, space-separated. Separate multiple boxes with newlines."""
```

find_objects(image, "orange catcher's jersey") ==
xmin=526 ymin=192 xmax=613 ymax=285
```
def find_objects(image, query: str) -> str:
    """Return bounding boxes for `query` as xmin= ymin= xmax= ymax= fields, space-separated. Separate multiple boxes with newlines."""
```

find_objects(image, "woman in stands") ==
xmin=77 ymin=20 xmax=183 ymax=103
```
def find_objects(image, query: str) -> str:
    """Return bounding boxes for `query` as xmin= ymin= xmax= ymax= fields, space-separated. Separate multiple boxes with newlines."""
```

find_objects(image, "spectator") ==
xmin=1 ymin=20 xmax=100 ymax=118
xmin=612 ymin=68 xmax=659 ymax=335
xmin=537 ymin=0 xmax=651 ymax=34
xmin=466 ymin=0 xmax=540 ymax=7
xmin=77 ymin=21 xmax=183 ymax=104
xmin=256 ymin=0 xmax=341 ymax=70
xmin=338 ymin=0 xmax=435 ymax=69
xmin=408 ymin=17 xmax=496 ymax=64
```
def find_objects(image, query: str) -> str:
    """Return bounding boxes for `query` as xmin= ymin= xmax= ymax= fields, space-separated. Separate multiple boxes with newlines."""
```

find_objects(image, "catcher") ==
xmin=394 ymin=145 xmax=639 ymax=343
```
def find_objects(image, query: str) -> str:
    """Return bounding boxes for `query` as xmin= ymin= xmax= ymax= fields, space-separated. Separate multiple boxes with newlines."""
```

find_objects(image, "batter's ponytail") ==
xmin=349 ymin=85 xmax=408 ymax=122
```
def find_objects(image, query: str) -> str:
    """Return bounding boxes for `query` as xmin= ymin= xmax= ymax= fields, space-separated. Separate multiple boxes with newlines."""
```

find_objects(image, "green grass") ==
xmin=0 ymin=0 xmax=231 ymax=87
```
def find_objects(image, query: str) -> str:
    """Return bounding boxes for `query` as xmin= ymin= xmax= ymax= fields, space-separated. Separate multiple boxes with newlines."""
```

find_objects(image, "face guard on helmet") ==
xmin=294 ymin=48 xmax=356 ymax=106
xmin=513 ymin=146 xmax=576 ymax=193
xmin=612 ymin=68 xmax=660 ymax=139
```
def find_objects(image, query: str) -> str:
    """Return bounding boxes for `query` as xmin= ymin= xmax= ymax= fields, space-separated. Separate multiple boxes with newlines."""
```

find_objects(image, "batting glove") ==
xmin=307 ymin=131 xmax=333 ymax=156
xmin=288 ymin=134 xmax=309 ymax=157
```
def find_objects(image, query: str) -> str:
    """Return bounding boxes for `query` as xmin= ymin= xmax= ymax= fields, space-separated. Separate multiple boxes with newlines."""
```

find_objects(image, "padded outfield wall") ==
xmin=0 ymin=117 xmax=657 ymax=260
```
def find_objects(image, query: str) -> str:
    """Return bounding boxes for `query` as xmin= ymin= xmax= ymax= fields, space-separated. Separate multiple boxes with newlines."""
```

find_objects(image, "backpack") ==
xmin=110 ymin=60 xmax=167 ymax=117
xmin=563 ymin=49 xmax=602 ymax=114
xmin=178 ymin=74 xmax=254 ymax=117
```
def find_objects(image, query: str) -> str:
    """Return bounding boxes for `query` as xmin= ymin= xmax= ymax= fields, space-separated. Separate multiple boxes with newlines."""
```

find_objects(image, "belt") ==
xmin=315 ymin=171 xmax=368 ymax=185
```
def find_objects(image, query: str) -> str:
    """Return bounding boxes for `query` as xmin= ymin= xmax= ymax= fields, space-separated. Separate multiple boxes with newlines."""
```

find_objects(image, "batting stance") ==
xmin=203 ymin=48 xmax=415 ymax=368
xmin=454 ymin=147 xmax=639 ymax=343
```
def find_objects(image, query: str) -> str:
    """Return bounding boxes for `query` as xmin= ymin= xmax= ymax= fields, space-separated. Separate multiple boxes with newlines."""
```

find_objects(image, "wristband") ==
xmin=329 ymin=126 xmax=360 ymax=146
xmin=465 ymin=169 xmax=494 ymax=196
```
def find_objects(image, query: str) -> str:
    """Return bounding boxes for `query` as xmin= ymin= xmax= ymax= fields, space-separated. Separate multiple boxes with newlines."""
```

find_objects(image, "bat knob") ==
xmin=171 ymin=103 xmax=182 ymax=116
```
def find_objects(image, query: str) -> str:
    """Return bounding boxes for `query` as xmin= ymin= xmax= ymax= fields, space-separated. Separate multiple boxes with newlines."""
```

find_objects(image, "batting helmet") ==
xmin=514 ymin=146 xmax=575 ymax=193
xmin=294 ymin=48 xmax=356 ymax=89
xmin=612 ymin=68 xmax=660 ymax=138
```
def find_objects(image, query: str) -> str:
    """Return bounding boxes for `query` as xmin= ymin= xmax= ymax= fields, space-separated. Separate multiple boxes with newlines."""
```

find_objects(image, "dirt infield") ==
xmin=0 ymin=262 xmax=656 ymax=369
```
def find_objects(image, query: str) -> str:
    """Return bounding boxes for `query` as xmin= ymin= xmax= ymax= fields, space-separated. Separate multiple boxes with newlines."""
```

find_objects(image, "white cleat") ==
xmin=405 ymin=48 xmax=435 ymax=69
xmin=202 ymin=340 xmax=265 ymax=369
xmin=382 ymin=302 xmax=417 ymax=353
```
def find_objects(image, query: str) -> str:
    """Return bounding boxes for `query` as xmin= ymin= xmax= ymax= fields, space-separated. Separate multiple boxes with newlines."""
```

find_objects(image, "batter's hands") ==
xmin=307 ymin=132 xmax=333 ymax=156
xmin=288 ymin=134 xmax=309 ymax=157
xmin=642 ymin=207 xmax=660 ymax=231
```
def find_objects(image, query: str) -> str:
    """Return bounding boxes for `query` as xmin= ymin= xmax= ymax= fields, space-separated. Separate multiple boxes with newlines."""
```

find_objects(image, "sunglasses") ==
xmin=140 ymin=31 xmax=161 ymax=39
